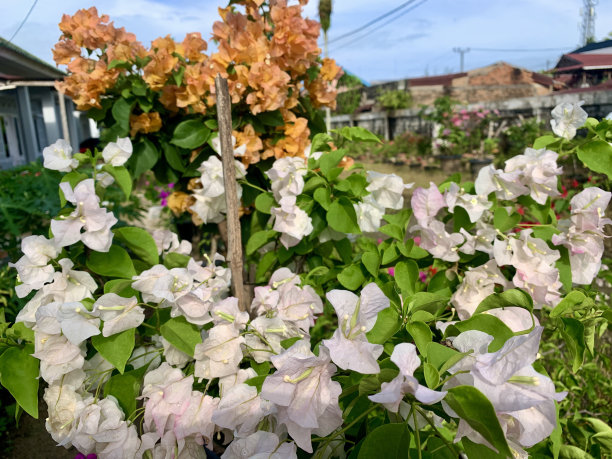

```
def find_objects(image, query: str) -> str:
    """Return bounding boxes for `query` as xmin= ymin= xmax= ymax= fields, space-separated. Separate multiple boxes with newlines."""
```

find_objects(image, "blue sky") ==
xmin=3 ymin=0 xmax=612 ymax=83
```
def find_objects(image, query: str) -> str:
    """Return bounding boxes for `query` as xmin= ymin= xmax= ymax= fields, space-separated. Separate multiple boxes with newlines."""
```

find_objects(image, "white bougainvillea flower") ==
xmin=323 ymin=283 xmax=389 ymax=374
xmin=369 ymin=343 xmax=446 ymax=412
xmin=44 ymin=382 xmax=89 ymax=445
xmin=275 ymin=282 xmax=323 ymax=332
xmin=96 ymin=171 xmax=115 ymax=188
xmin=445 ymin=182 xmax=492 ymax=223
xmin=366 ymin=170 xmax=413 ymax=210
xmin=51 ymin=179 xmax=117 ymax=252
xmin=152 ymin=229 xmax=192 ymax=256
xmin=173 ymin=391 xmax=218 ymax=449
xmin=83 ymin=353 xmax=114 ymax=390
xmin=245 ymin=315 xmax=304 ymax=363
xmin=412 ymin=220 xmax=464 ymax=262
xmin=445 ymin=327 xmax=566 ymax=454
xmin=251 ymin=285 xmax=280 ymax=315
xmin=34 ymin=332 xmax=85 ymax=383
xmin=458 ymin=221 xmax=496 ymax=255
xmin=101 ymin=137 xmax=133 ymax=166
xmin=35 ymin=301 xmax=101 ymax=345
xmin=93 ymin=293 xmax=145 ymax=336
xmin=485 ymin=307 xmax=538 ymax=333
xmin=189 ymin=191 xmax=227 ymax=224
xmin=43 ymin=139 xmax=78 ymax=172
xmin=219 ymin=368 xmax=257 ymax=397
xmin=411 ymin=182 xmax=446 ymax=226
xmin=568 ymin=186 xmax=612 ymax=232
xmin=222 ymin=431 xmax=297 ymax=459
xmin=271 ymin=196 xmax=313 ymax=249
xmin=91 ymin=398 xmax=141 ymax=458
xmin=267 ymin=156 xmax=308 ymax=201
xmin=211 ymin=134 xmax=247 ymax=157
xmin=211 ymin=297 xmax=249 ymax=329
xmin=212 ymin=383 xmax=272 ymax=437
xmin=475 ymin=165 xmax=529 ymax=201
xmin=451 ymin=261 xmax=511 ymax=320
xmin=505 ymin=148 xmax=561 ymax=205
xmin=261 ymin=341 xmax=342 ymax=453
xmin=10 ymin=235 xmax=60 ymax=297
xmin=354 ymin=198 xmax=385 ymax=233
xmin=194 ymin=324 xmax=245 ymax=379
xmin=132 ymin=265 xmax=192 ymax=305
xmin=550 ymin=101 xmax=588 ymax=140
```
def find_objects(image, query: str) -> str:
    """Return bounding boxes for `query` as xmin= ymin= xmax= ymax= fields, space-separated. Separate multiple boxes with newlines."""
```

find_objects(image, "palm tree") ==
xmin=319 ymin=0 xmax=332 ymax=58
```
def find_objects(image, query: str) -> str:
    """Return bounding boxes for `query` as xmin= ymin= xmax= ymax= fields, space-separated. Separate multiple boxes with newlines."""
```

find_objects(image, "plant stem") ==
xmin=413 ymin=403 xmax=422 ymax=459
xmin=415 ymin=406 xmax=461 ymax=456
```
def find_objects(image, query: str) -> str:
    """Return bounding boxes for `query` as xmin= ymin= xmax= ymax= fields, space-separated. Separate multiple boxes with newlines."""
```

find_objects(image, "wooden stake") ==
xmin=215 ymin=75 xmax=247 ymax=311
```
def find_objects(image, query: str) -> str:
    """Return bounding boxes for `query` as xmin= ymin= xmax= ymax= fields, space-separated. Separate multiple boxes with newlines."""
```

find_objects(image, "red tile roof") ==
xmin=407 ymin=72 xmax=467 ymax=87
xmin=555 ymin=53 xmax=612 ymax=71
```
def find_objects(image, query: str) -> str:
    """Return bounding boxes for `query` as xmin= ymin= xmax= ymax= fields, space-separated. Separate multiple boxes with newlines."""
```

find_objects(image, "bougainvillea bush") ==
xmin=1 ymin=100 xmax=611 ymax=459
xmin=52 ymin=1 xmax=342 ymax=236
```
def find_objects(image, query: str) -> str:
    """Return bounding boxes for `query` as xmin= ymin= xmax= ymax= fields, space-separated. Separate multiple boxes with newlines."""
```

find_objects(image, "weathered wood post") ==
xmin=215 ymin=75 xmax=248 ymax=312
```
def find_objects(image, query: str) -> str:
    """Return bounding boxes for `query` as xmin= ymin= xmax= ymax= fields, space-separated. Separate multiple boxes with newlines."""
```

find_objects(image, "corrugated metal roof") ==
xmin=0 ymin=36 xmax=64 ymax=80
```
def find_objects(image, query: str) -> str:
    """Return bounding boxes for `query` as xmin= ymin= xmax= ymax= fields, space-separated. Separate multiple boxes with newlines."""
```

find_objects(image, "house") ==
xmin=358 ymin=62 xmax=560 ymax=109
xmin=552 ymin=51 xmax=612 ymax=89
xmin=0 ymin=37 xmax=96 ymax=169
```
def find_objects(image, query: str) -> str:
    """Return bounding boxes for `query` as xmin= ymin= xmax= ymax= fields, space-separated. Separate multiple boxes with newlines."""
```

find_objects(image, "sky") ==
xmin=2 ymin=0 xmax=612 ymax=84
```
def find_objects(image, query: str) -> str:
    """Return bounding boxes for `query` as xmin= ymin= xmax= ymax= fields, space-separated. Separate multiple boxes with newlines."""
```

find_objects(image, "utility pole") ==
xmin=453 ymin=47 xmax=470 ymax=72
xmin=580 ymin=0 xmax=598 ymax=46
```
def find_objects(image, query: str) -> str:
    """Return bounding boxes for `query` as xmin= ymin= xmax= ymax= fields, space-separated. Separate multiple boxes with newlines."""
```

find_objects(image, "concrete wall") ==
xmin=331 ymin=89 xmax=612 ymax=141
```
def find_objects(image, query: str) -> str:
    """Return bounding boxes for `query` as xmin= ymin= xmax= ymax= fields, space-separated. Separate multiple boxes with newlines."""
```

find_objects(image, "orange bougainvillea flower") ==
xmin=167 ymin=191 xmax=194 ymax=217
xmin=130 ymin=112 xmax=163 ymax=137
xmin=234 ymin=124 xmax=264 ymax=165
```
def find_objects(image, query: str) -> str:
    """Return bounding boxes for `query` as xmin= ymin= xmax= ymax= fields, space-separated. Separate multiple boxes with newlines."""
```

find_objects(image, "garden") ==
xmin=1 ymin=1 xmax=611 ymax=459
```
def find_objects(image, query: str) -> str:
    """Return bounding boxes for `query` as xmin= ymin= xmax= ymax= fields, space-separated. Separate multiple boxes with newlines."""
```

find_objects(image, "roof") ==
xmin=570 ymin=39 xmax=612 ymax=54
xmin=0 ymin=37 xmax=64 ymax=81
xmin=407 ymin=72 xmax=467 ymax=87
xmin=554 ymin=53 xmax=612 ymax=72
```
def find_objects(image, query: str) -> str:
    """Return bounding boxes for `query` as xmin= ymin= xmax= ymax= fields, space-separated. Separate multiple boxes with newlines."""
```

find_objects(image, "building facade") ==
xmin=0 ymin=37 xmax=96 ymax=169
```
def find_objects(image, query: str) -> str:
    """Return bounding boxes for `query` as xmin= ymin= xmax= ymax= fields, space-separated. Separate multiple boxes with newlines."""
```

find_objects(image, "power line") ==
xmin=329 ymin=0 xmax=428 ymax=53
xmin=471 ymin=47 xmax=571 ymax=52
xmin=8 ymin=0 xmax=39 ymax=43
xmin=327 ymin=0 xmax=419 ymax=45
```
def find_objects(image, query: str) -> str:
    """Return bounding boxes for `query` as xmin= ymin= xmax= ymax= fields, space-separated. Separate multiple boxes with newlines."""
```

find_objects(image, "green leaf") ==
xmin=362 ymin=252 xmax=381 ymax=277
xmin=558 ymin=445 xmax=594 ymax=459
xmin=91 ymin=329 xmax=135 ymax=374
xmin=550 ymin=290 xmax=587 ymax=318
xmin=426 ymin=342 xmax=460 ymax=372
xmin=410 ymin=292 xmax=449 ymax=315
xmin=327 ymin=198 xmax=360 ymax=233
xmin=163 ymin=252 xmax=190 ymax=269
xmin=560 ymin=317 xmax=585 ymax=372
xmin=532 ymin=135 xmax=559 ymax=149
xmin=320 ymin=149 xmax=345 ymax=179
xmin=335 ymin=238 xmax=353 ymax=264
xmin=254 ymin=192 xmax=276 ymax=214
xmin=104 ymin=365 xmax=148 ymax=417
xmin=556 ymin=246 xmax=572 ymax=292
xmin=314 ymin=187 xmax=332 ymax=210
xmin=423 ymin=362 xmax=440 ymax=389
xmin=87 ymin=245 xmax=136 ymax=278
xmin=383 ymin=209 xmax=412 ymax=230
xmin=163 ymin=143 xmax=186 ymax=172
xmin=445 ymin=386 xmax=513 ymax=458
xmin=338 ymin=264 xmax=366 ymax=290
xmin=101 ymin=165 xmax=132 ymax=198
xmin=577 ymin=139 xmax=612 ymax=180
xmin=246 ymin=230 xmax=277 ymax=256
xmin=462 ymin=438 xmax=507 ymax=459
xmin=245 ymin=375 xmax=267 ymax=392
xmin=451 ymin=314 xmax=513 ymax=352
xmin=339 ymin=126 xmax=382 ymax=144
xmin=251 ymin=361 xmax=270 ymax=376
xmin=311 ymin=133 xmax=334 ymax=152
xmin=358 ymin=423 xmax=410 ymax=459
xmin=280 ymin=337 xmax=302 ymax=349
xmin=381 ymin=243 xmax=400 ymax=265
xmin=474 ymin=289 xmax=533 ymax=315
xmin=112 ymin=98 xmax=132 ymax=131
xmin=303 ymin=175 xmax=327 ymax=193
xmin=0 ymin=345 xmax=39 ymax=418
xmin=258 ymin=110 xmax=284 ymax=126
xmin=132 ymin=138 xmax=160 ymax=178
xmin=104 ymin=279 xmax=137 ymax=297
xmin=395 ymin=260 xmax=419 ymax=297
xmin=160 ymin=316 xmax=202 ymax=357
xmin=379 ymin=223 xmax=403 ymax=241
xmin=170 ymin=119 xmax=211 ymax=149
xmin=366 ymin=307 xmax=401 ymax=344
xmin=114 ymin=227 xmax=159 ymax=267
xmin=256 ymin=252 xmax=277 ymax=283
xmin=493 ymin=208 xmax=521 ymax=233
xmin=406 ymin=321 xmax=432 ymax=355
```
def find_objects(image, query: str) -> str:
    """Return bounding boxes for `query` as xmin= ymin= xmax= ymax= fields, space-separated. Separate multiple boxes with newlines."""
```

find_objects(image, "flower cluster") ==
xmin=54 ymin=2 xmax=342 ymax=170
